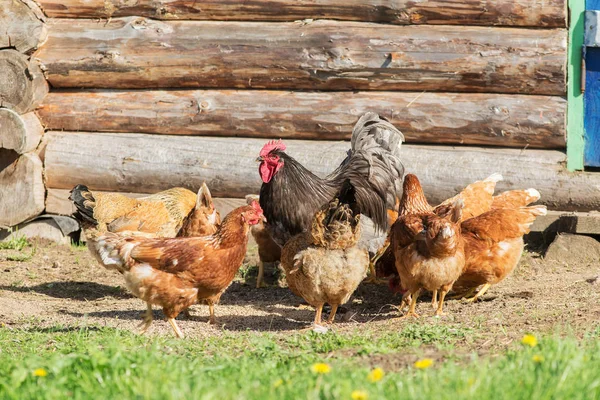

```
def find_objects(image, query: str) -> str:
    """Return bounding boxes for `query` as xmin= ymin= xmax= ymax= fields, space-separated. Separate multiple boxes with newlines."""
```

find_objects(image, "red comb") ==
xmin=259 ymin=139 xmax=286 ymax=157
xmin=250 ymin=200 xmax=263 ymax=215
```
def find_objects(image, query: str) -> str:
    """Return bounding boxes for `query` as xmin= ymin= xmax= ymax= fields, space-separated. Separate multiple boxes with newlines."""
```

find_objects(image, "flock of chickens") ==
xmin=68 ymin=113 xmax=546 ymax=338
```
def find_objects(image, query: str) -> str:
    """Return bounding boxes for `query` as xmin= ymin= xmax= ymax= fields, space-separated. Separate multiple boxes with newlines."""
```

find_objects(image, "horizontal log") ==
xmin=35 ymin=18 xmax=567 ymax=95
xmin=37 ymin=90 xmax=566 ymax=149
xmin=0 ymin=109 xmax=44 ymax=154
xmin=37 ymin=0 xmax=566 ymax=28
xmin=46 ymin=188 xmax=246 ymax=219
xmin=0 ymin=50 xmax=49 ymax=113
xmin=44 ymin=131 xmax=600 ymax=211
xmin=0 ymin=150 xmax=45 ymax=227
xmin=0 ymin=0 xmax=47 ymax=54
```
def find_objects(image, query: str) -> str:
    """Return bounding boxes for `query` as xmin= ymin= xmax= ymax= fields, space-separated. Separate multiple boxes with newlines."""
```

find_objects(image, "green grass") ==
xmin=0 ymin=325 xmax=599 ymax=400
xmin=0 ymin=233 xmax=29 ymax=251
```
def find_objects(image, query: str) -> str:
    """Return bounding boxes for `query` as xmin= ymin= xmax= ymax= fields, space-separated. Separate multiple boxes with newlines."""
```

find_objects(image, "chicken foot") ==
xmin=208 ymin=303 xmax=217 ymax=325
xmin=463 ymin=283 xmax=491 ymax=303
xmin=435 ymin=290 xmax=448 ymax=316
xmin=326 ymin=304 xmax=339 ymax=324
xmin=168 ymin=318 xmax=185 ymax=339
xmin=448 ymin=286 xmax=477 ymax=300
xmin=399 ymin=289 xmax=421 ymax=319
xmin=364 ymin=244 xmax=390 ymax=284
xmin=137 ymin=303 xmax=153 ymax=335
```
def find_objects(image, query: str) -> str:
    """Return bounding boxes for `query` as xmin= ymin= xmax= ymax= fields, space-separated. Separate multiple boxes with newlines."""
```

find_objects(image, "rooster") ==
xmin=258 ymin=112 xmax=404 ymax=279
xmin=280 ymin=180 xmax=368 ymax=327
xmin=95 ymin=202 xmax=265 ymax=338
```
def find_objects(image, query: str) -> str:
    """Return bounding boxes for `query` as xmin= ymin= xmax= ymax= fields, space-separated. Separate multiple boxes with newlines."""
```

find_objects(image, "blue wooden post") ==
xmin=584 ymin=1 xmax=600 ymax=166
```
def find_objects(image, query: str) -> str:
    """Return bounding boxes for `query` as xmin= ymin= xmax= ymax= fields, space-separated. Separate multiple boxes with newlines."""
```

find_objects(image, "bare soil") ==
xmin=1 ymin=235 xmax=599 ymax=358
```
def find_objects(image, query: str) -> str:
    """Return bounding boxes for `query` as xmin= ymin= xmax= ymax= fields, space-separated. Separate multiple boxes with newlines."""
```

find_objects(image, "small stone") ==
xmin=52 ymin=261 xmax=60 ymax=269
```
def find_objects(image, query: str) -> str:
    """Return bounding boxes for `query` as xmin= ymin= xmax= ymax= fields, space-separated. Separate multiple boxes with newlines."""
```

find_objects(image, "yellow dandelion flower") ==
xmin=521 ymin=334 xmax=538 ymax=348
xmin=272 ymin=378 xmax=284 ymax=388
xmin=367 ymin=367 xmax=384 ymax=382
xmin=32 ymin=368 xmax=47 ymax=377
xmin=532 ymin=355 xmax=544 ymax=363
xmin=311 ymin=363 xmax=331 ymax=374
xmin=414 ymin=358 xmax=434 ymax=369
xmin=351 ymin=390 xmax=368 ymax=400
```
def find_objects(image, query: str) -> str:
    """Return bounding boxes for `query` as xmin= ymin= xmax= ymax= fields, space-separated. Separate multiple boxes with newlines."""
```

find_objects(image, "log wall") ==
xmin=4 ymin=0 xmax=587 ymax=227
xmin=0 ymin=0 xmax=47 ymax=227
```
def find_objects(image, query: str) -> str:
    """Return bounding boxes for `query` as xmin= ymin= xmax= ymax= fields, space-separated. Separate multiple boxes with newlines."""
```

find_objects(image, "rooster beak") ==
xmin=256 ymin=156 xmax=264 ymax=162
xmin=261 ymin=215 xmax=267 ymax=223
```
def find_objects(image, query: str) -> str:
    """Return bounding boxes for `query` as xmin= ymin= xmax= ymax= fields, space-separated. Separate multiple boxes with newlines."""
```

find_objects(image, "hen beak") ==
xmin=256 ymin=156 xmax=264 ymax=162
xmin=415 ymin=229 xmax=427 ymax=241
xmin=261 ymin=215 xmax=267 ymax=223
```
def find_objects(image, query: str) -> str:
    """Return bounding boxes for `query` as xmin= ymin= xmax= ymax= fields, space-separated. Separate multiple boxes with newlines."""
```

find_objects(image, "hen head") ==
xmin=241 ymin=201 xmax=266 ymax=225
xmin=257 ymin=140 xmax=286 ymax=183
xmin=399 ymin=174 xmax=432 ymax=216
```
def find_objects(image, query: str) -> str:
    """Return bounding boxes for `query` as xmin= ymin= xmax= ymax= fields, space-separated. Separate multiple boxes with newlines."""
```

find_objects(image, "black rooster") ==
xmin=257 ymin=112 xmax=405 ymax=249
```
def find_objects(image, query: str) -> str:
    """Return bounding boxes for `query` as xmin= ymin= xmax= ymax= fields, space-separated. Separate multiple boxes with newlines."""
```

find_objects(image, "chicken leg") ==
xmin=256 ymin=261 xmax=267 ymax=288
xmin=463 ymin=283 xmax=491 ymax=303
xmin=326 ymin=304 xmax=339 ymax=324
xmin=400 ymin=289 xmax=421 ymax=319
xmin=435 ymin=290 xmax=448 ymax=316
xmin=137 ymin=303 xmax=153 ymax=335
xmin=208 ymin=303 xmax=217 ymax=325
xmin=431 ymin=290 xmax=438 ymax=309
xmin=314 ymin=303 xmax=324 ymax=326
xmin=168 ymin=318 xmax=184 ymax=339
xmin=364 ymin=243 xmax=390 ymax=284
xmin=448 ymin=286 xmax=477 ymax=300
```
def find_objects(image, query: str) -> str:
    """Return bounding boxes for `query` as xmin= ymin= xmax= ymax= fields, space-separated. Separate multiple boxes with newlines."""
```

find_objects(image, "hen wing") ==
xmin=462 ymin=205 xmax=547 ymax=242
xmin=491 ymin=188 xmax=540 ymax=210
xmin=434 ymin=173 xmax=502 ymax=221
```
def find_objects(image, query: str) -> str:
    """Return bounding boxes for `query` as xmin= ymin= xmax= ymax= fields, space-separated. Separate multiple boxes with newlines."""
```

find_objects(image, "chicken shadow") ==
xmin=0 ymin=281 xmax=132 ymax=301
xmin=60 ymin=308 xmax=308 ymax=332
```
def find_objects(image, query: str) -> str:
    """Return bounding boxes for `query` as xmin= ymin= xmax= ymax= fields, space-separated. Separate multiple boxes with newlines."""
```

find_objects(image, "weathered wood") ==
xmin=37 ymin=0 xmax=566 ymax=28
xmin=0 ymin=0 xmax=47 ymax=54
xmin=46 ymin=188 xmax=246 ymax=220
xmin=35 ymin=18 xmax=567 ymax=95
xmin=530 ymin=210 xmax=600 ymax=234
xmin=0 ymin=150 xmax=45 ymax=227
xmin=0 ymin=109 xmax=44 ymax=154
xmin=44 ymin=131 xmax=600 ymax=211
xmin=0 ymin=50 xmax=48 ymax=114
xmin=37 ymin=90 xmax=566 ymax=149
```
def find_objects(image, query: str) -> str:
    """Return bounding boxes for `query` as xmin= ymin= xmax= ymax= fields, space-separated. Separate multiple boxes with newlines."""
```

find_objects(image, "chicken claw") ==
xmin=462 ymin=283 xmax=491 ymax=303
xmin=399 ymin=289 xmax=420 ymax=319
xmin=326 ymin=304 xmax=339 ymax=324
xmin=137 ymin=303 xmax=153 ymax=335
xmin=434 ymin=290 xmax=448 ymax=316
xmin=168 ymin=318 xmax=185 ymax=339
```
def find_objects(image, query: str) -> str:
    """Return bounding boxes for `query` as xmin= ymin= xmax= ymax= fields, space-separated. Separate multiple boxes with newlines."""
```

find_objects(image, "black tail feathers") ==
xmin=69 ymin=184 xmax=97 ymax=225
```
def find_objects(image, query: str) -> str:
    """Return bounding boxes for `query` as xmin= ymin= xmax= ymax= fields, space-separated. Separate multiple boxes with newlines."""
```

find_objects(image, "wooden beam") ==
xmin=44 ymin=131 xmax=600 ymax=211
xmin=36 ymin=0 xmax=566 ymax=28
xmin=37 ymin=90 xmax=566 ymax=149
xmin=0 ymin=109 xmax=44 ymax=154
xmin=46 ymin=188 xmax=246 ymax=219
xmin=0 ymin=50 xmax=48 ymax=114
xmin=35 ymin=18 xmax=567 ymax=95
xmin=567 ymin=0 xmax=585 ymax=171
xmin=0 ymin=150 xmax=45 ymax=227
xmin=531 ymin=210 xmax=600 ymax=234
xmin=0 ymin=0 xmax=47 ymax=54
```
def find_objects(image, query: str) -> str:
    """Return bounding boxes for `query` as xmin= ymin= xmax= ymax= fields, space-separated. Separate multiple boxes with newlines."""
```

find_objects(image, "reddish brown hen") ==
xmin=454 ymin=193 xmax=546 ymax=302
xmin=96 ymin=202 xmax=264 ymax=338
xmin=391 ymin=174 xmax=466 ymax=317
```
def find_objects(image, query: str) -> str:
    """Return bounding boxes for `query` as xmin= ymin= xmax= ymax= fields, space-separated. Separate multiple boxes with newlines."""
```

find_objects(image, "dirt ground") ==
xmin=1 ymin=235 xmax=599 ymax=358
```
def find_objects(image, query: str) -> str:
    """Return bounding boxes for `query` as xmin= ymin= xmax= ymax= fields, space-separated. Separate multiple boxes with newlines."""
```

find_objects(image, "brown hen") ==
xmin=96 ymin=202 xmax=264 ymax=338
xmin=280 ymin=181 xmax=369 ymax=327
